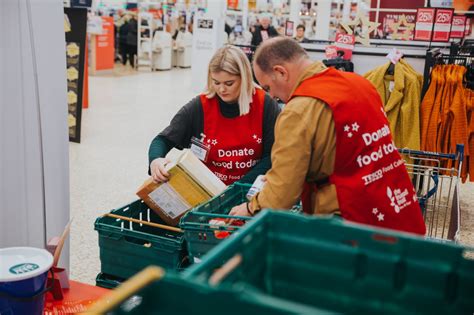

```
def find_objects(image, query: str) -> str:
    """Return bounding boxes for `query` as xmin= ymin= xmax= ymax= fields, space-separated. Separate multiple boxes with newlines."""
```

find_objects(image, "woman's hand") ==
xmin=150 ymin=158 xmax=171 ymax=183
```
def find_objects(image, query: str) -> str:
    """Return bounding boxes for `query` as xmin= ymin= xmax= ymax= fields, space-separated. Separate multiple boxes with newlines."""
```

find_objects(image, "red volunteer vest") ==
xmin=200 ymin=89 xmax=265 ymax=185
xmin=292 ymin=68 xmax=426 ymax=235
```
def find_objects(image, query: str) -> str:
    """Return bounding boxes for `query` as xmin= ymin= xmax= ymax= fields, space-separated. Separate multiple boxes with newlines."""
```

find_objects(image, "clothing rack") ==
xmin=450 ymin=39 xmax=474 ymax=56
xmin=322 ymin=58 xmax=354 ymax=72
xmin=421 ymin=48 xmax=473 ymax=100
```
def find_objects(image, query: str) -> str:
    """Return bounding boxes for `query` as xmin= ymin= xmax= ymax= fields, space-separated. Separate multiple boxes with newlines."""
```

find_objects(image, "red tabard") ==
xmin=291 ymin=68 xmax=426 ymax=235
xmin=200 ymin=89 xmax=265 ymax=185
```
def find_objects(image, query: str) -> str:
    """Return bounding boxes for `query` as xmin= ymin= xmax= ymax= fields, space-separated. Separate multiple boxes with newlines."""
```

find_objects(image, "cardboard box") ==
xmin=137 ymin=149 xmax=226 ymax=226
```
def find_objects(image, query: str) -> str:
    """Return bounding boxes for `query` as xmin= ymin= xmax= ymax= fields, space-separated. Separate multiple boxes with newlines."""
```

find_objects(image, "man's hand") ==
xmin=229 ymin=202 xmax=252 ymax=218
xmin=150 ymin=158 xmax=171 ymax=183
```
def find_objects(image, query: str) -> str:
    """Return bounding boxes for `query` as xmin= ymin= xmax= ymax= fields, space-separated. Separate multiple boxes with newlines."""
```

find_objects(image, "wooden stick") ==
xmin=209 ymin=254 xmax=242 ymax=286
xmin=53 ymin=218 xmax=73 ymax=267
xmin=85 ymin=266 xmax=164 ymax=314
xmin=104 ymin=213 xmax=183 ymax=233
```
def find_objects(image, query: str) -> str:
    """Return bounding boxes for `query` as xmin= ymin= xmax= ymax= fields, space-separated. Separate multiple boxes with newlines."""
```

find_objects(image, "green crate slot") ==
xmin=95 ymin=199 xmax=188 ymax=279
xmin=179 ymin=183 xmax=253 ymax=261
xmin=96 ymin=272 xmax=126 ymax=289
xmin=185 ymin=210 xmax=474 ymax=314
xmin=101 ymin=273 xmax=333 ymax=314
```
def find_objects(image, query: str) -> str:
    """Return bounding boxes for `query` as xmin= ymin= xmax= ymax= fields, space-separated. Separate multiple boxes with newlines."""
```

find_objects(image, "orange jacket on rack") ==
xmin=364 ymin=60 xmax=421 ymax=151
xmin=442 ymin=66 xmax=469 ymax=172
xmin=468 ymin=90 xmax=474 ymax=181
xmin=421 ymin=64 xmax=472 ymax=182
xmin=421 ymin=65 xmax=444 ymax=153
xmin=462 ymin=87 xmax=474 ymax=182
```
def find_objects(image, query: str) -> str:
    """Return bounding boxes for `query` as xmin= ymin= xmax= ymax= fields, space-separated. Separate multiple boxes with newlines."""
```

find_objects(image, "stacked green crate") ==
xmin=95 ymin=199 xmax=188 ymax=287
xmin=185 ymin=210 xmax=474 ymax=314
xmin=93 ymin=272 xmax=331 ymax=314
xmin=179 ymin=183 xmax=253 ymax=262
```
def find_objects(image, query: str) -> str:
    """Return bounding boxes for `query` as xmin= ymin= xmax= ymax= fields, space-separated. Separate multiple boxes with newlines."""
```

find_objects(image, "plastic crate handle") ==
xmin=208 ymin=254 xmax=242 ymax=286
xmin=104 ymin=213 xmax=183 ymax=233
xmin=85 ymin=266 xmax=164 ymax=314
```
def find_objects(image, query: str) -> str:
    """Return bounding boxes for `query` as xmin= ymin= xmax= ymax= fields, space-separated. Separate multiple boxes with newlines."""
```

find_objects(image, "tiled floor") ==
xmin=69 ymin=65 xmax=474 ymax=284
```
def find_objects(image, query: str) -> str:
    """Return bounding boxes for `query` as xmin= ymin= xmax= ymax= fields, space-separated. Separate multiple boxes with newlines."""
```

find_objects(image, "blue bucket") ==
xmin=0 ymin=247 xmax=53 ymax=315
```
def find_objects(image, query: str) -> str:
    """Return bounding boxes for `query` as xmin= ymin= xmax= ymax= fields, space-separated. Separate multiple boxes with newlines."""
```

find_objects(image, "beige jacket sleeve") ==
xmin=250 ymin=96 xmax=337 ymax=212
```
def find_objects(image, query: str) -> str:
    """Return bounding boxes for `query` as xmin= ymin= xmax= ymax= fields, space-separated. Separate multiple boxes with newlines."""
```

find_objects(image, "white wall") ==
xmin=0 ymin=0 xmax=70 ymax=268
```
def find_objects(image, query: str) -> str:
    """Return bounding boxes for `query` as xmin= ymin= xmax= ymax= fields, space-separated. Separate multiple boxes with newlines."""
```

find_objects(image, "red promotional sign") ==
xmin=451 ymin=15 xmax=467 ymax=38
xmin=95 ymin=17 xmax=114 ymax=70
xmin=432 ymin=8 xmax=453 ymax=42
xmin=414 ymin=8 xmax=435 ymax=41
xmin=325 ymin=45 xmax=338 ymax=59
xmin=334 ymin=32 xmax=355 ymax=60
xmin=465 ymin=18 xmax=472 ymax=36
xmin=227 ymin=0 xmax=239 ymax=10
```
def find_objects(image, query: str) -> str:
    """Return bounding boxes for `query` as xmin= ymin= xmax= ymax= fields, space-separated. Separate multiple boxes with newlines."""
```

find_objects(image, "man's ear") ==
xmin=272 ymin=65 xmax=289 ymax=80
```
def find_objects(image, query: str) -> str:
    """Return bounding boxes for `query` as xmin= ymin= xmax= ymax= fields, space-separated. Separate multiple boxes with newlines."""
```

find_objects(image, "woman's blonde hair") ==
xmin=205 ymin=45 xmax=258 ymax=116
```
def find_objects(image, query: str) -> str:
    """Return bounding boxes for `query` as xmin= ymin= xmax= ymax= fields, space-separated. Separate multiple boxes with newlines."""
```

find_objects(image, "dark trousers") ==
xmin=127 ymin=44 xmax=137 ymax=67
xmin=120 ymin=44 xmax=137 ymax=67
xmin=119 ymin=43 xmax=128 ymax=65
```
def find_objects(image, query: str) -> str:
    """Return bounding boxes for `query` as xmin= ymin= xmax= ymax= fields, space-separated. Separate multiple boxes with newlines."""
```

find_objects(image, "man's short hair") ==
xmin=296 ymin=24 xmax=305 ymax=31
xmin=253 ymin=37 xmax=308 ymax=73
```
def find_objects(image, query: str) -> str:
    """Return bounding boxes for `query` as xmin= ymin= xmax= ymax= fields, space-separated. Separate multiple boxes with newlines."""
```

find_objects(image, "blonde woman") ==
xmin=148 ymin=45 xmax=280 ymax=185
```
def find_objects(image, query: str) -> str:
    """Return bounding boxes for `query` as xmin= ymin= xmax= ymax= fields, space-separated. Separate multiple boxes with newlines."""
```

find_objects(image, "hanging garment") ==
xmin=463 ymin=88 xmax=474 ymax=181
xmin=421 ymin=64 xmax=473 ymax=182
xmin=421 ymin=65 xmax=444 ymax=153
xmin=442 ymin=66 xmax=469 ymax=166
xmin=364 ymin=61 xmax=421 ymax=151
xmin=294 ymin=68 xmax=426 ymax=235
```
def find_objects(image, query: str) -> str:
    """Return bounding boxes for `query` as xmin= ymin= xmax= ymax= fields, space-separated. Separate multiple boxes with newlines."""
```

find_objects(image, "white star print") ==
xmin=207 ymin=139 xmax=211 ymax=144
xmin=211 ymin=139 xmax=218 ymax=145
xmin=347 ymin=132 xmax=353 ymax=138
xmin=253 ymin=134 xmax=257 ymax=139
xmin=257 ymin=138 xmax=262 ymax=144
xmin=413 ymin=194 xmax=417 ymax=202
xmin=377 ymin=213 xmax=384 ymax=221
xmin=344 ymin=125 xmax=350 ymax=132
xmin=372 ymin=208 xmax=378 ymax=214
xmin=352 ymin=122 xmax=360 ymax=132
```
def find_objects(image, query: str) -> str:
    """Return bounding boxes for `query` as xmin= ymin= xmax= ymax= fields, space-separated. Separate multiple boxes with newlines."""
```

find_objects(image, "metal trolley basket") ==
xmin=398 ymin=144 xmax=464 ymax=242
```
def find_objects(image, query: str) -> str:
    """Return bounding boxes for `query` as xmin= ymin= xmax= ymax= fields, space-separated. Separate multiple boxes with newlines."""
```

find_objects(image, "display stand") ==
xmin=65 ymin=7 xmax=87 ymax=143
xmin=89 ymin=16 xmax=115 ymax=75
xmin=152 ymin=30 xmax=172 ymax=70
xmin=137 ymin=12 xmax=154 ymax=70
xmin=176 ymin=31 xmax=193 ymax=68
xmin=191 ymin=0 xmax=226 ymax=92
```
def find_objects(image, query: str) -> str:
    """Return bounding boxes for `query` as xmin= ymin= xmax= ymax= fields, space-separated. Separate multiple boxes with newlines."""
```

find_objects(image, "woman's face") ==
xmin=211 ymin=71 xmax=241 ymax=103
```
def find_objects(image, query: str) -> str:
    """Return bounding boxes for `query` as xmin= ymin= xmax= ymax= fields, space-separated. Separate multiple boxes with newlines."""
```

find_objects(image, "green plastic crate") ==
xmin=179 ymin=183 xmax=253 ymax=262
xmin=97 ymin=272 xmax=333 ymax=314
xmin=94 ymin=199 xmax=188 ymax=279
xmin=96 ymin=272 xmax=125 ymax=289
xmin=185 ymin=210 xmax=474 ymax=314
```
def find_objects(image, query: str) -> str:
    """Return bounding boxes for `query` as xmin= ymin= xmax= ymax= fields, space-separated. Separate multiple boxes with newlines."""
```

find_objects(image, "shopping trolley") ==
xmin=398 ymin=144 xmax=464 ymax=242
